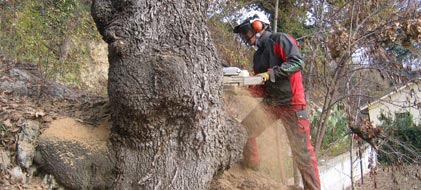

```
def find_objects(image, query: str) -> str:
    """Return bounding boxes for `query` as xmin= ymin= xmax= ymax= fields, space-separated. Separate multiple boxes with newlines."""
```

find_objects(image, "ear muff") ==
xmin=251 ymin=20 xmax=264 ymax=33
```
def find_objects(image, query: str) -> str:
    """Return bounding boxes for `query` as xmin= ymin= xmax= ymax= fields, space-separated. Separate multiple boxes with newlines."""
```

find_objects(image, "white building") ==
xmin=360 ymin=78 xmax=421 ymax=127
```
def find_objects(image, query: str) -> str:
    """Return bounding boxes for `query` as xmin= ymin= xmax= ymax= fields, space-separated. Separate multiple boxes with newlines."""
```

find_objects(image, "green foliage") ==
xmin=207 ymin=17 xmax=255 ymax=69
xmin=311 ymin=105 xmax=350 ymax=156
xmin=275 ymin=4 xmax=313 ymax=38
xmin=394 ymin=127 xmax=421 ymax=148
xmin=0 ymin=0 xmax=101 ymax=87
xmin=377 ymin=112 xmax=421 ymax=164
xmin=395 ymin=112 xmax=414 ymax=128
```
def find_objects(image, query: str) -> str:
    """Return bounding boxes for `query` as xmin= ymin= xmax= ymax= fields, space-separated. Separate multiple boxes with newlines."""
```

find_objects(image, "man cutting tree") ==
xmin=232 ymin=11 xmax=321 ymax=190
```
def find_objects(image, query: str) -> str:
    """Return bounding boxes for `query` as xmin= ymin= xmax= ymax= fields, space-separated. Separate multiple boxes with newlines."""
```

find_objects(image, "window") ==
xmin=394 ymin=112 xmax=412 ymax=128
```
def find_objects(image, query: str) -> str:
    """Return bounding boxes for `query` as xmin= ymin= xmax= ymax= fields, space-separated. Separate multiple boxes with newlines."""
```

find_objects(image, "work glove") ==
xmin=256 ymin=72 xmax=270 ymax=82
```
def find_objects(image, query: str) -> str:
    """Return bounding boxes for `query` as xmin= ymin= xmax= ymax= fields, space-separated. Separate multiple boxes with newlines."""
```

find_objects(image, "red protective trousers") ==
xmin=241 ymin=104 xmax=321 ymax=190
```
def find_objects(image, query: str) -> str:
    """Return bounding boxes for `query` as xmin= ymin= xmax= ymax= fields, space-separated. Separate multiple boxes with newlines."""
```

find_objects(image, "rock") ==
xmin=17 ymin=120 xmax=40 ymax=169
xmin=0 ymin=148 xmax=11 ymax=173
xmin=42 ymin=174 xmax=65 ymax=190
xmin=12 ymin=81 xmax=28 ymax=96
xmin=9 ymin=68 xmax=34 ymax=81
xmin=0 ymin=80 xmax=28 ymax=96
xmin=0 ymin=80 xmax=12 ymax=91
xmin=6 ymin=67 xmax=77 ymax=99
xmin=35 ymin=117 xmax=115 ymax=189
xmin=9 ymin=166 xmax=26 ymax=184
xmin=26 ymin=166 xmax=38 ymax=184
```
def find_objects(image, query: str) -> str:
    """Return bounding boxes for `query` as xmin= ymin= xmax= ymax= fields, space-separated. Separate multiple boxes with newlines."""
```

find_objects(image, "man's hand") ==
xmin=256 ymin=72 xmax=270 ymax=81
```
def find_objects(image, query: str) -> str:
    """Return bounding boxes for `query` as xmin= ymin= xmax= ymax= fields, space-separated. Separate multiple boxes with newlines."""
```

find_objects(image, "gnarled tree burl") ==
xmin=91 ymin=1 xmax=246 ymax=189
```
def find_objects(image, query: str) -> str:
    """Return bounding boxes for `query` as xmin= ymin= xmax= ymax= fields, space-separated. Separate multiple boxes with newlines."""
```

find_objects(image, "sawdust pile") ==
xmin=40 ymin=117 xmax=111 ymax=150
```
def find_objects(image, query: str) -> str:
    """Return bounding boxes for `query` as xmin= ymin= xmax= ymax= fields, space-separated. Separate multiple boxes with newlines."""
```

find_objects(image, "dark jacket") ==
xmin=252 ymin=31 xmax=306 ymax=106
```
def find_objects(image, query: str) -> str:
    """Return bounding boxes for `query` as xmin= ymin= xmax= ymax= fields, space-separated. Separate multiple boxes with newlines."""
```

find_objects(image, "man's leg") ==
xmin=241 ymin=104 xmax=276 ymax=169
xmin=277 ymin=108 xmax=321 ymax=190
xmin=242 ymin=137 xmax=260 ymax=169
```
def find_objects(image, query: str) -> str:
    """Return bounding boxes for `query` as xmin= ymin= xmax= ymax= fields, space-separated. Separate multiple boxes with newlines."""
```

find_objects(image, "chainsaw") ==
xmin=223 ymin=67 xmax=265 ymax=86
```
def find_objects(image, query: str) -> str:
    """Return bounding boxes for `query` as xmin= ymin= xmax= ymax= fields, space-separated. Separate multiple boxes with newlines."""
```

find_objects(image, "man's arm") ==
xmin=272 ymin=33 xmax=304 ymax=78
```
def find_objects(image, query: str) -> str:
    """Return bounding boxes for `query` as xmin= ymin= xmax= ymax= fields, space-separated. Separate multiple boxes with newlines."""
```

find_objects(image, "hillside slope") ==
xmin=0 ymin=55 xmax=288 ymax=189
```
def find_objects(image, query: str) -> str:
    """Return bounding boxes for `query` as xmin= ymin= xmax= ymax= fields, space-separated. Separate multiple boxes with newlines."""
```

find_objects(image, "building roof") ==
xmin=360 ymin=77 xmax=421 ymax=111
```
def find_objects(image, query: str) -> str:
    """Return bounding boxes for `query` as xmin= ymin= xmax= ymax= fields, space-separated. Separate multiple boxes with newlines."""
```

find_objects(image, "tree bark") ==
xmin=91 ymin=1 xmax=246 ymax=189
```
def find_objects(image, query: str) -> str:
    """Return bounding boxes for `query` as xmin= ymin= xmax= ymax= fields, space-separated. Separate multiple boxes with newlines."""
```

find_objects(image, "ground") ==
xmin=348 ymin=164 xmax=420 ymax=190
xmin=0 ymin=56 xmax=420 ymax=189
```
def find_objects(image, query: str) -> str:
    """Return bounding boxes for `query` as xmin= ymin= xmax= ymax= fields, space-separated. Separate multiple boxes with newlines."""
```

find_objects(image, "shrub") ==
xmin=311 ymin=104 xmax=350 ymax=156
xmin=377 ymin=112 xmax=421 ymax=164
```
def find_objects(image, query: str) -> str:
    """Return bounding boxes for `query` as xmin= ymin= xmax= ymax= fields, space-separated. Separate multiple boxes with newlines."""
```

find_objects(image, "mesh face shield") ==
xmin=233 ymin=20 xmax=252 ymax=34
xmin=233 ymin=21 xmax=256 ymax=45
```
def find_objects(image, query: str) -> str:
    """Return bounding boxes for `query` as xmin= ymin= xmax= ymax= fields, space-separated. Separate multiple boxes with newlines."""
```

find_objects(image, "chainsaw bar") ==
xmin=223 ymin=76 xmax=264 ymax=86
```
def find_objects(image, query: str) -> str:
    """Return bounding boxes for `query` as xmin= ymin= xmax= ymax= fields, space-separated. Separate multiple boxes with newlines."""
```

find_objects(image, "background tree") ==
xmin=91 ymin=1 xmax=246 ymax=189
xmin=306 ymin=1 xmax=421 ymax=153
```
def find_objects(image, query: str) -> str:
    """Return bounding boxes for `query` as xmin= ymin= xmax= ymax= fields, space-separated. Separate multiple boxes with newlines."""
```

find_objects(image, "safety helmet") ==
xmin=233 ymin=11 xmax=270 ymax=34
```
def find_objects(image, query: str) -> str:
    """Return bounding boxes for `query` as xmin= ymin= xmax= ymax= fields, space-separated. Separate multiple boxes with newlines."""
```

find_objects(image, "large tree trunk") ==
xmin=91 ymin=1 xmax=246 ymax=189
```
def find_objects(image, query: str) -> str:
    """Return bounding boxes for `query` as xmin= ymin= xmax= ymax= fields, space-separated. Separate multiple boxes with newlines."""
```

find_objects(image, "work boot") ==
xmin=239 ymin=159 xmax=260 ymax=171
xmin=242 ymin=138 xmax=260 ymax=171
xmin=248 ymin=164 xmax=260 ymax=171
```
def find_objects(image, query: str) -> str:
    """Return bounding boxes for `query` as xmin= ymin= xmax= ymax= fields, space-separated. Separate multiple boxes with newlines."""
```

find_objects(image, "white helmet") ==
xmin=238 ymin=11 xmax=270 ymax=25
xmin=233 ymin=11 xmax=270 ymax=34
